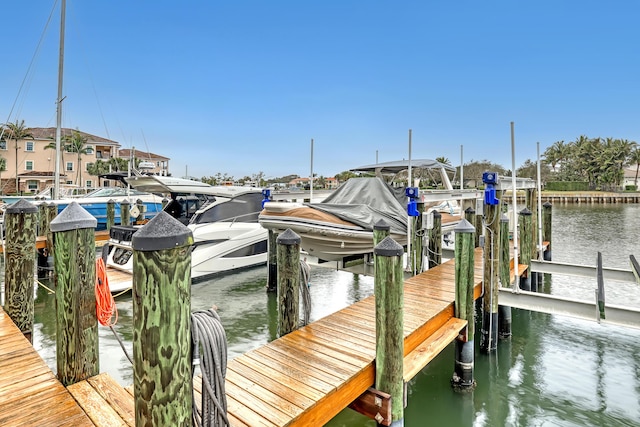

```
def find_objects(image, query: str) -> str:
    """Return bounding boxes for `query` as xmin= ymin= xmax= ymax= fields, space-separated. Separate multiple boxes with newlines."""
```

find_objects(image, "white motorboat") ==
xmin=259 ymin=159 xmax=463 ymax=263
xmin=105 ymin=175 xmax=268 ymax=290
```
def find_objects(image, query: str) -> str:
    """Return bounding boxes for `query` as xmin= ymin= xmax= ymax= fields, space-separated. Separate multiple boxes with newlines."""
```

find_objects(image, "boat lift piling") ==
xmin=266 ymin=230 xmax=279 ymax=292
xmin=518 ymin=208 xmax=533 ymax=292
xmin=50 ymin=202 xmax=99 ymax=386
xmin=427 ymin=211 xmax=442 ymax=269
xmin=480 ymin=172 xmax=501 ymax=353
xmin=374 ymin=236 xmax=405 ymax=426
xmin=106 ymin=199 xmax=115 ymax=230
xmin=120 ymin=200 xmax=131 ymax=226
xmin=452 ymin=219 xmax=476 ymax=391
xmin=276 ymin=228 xmax=301 ymax=337
xmin=3 ymin=199 xmax=38 ymax=343
xmin=498 ymin=213 xmax=512 ymax=339
xmin=131 ymin=211 xmax=193 ymax=425
xmin=542 ymin=202 xmax=553 ymax=261
xmin=464 ymin=207 xmax=478 ymax=248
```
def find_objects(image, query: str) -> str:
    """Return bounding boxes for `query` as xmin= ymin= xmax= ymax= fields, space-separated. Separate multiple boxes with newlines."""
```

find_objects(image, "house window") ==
xmin=96 ymin=151 xmax=103 ymax=159
xmin=0 ymin=140 xmax=6 ymax=150
xmin=86 ymin=162 xmax=93 ymax=171
xmin=86 ymin=180 xmax=93 ymax=188
xmin=66 ymin=162 xmax=74 ymax=171
xmin=27 ymin=180 xmax=38 ymax=192
xmin=65 ymin=180 xmax=73 ymax=185
xmin=26 ymin=141 xmax=34 ymax=151
xmin=26 ymin=161 xmax=34 ymax=171
xmin=86 ymin=145 xmax=94 ymax=155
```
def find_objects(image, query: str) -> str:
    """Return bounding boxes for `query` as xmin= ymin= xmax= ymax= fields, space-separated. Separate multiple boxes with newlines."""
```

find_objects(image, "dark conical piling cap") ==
xmin=276 ymin=228 xmax=301 ymax=245
xmin=454 ymin=218 xmax=475 ymax=233
xmin=107 ymin=199 xmax=115 ymax=204
xmin=50 ymin=201 xmax=97 ymax=232
xmin=132 ymin=211 xmax=192 ymax=251
xmin=121 ymin=199 xmax=130 ymax=205
xmin=374 ymin=236 xmax=403 ymax=257
xmin=519 ymin=207 xmax=532 ymax=216
xmin=374 ymin=219 xmax=390 ymax=231
xmin=543 ymin=201 xmax=552 ymax=208
xmin=6 ymin=199 xmax=38 ymax=214
xmin=464 ymin=206 xmax=475 ymax=214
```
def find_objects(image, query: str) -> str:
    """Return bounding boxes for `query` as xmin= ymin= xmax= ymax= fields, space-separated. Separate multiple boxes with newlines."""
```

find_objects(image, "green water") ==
xmin=28 ymin=204 xmax=640 ymax=426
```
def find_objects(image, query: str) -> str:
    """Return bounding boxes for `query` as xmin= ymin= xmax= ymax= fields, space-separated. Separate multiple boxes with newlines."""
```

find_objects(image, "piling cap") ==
xmin=276 ymin=228 xmax=301 ymax=245
xmin=132 ymin=211 xmax=193 ymax=251
xmin=464 ymin=206 xmax=475 ymax=214
xmin=519 ymin=207 xmax=532 ymax=216
xmin=543 ymin=201 xmax=552 ymax=208
xmin=50 ymin=201 xmax=97 ymax=232
xmin=373 ymin=219 xmax=390 ymax=231
xmin=6 ymin=199 xmax=38 ymax=214
xmin=121 ymin=199 xmax=130 ymax=205
xmin=500 ymin=213 xmax=509 ymax=222
xmin=454 ymin=218 xmax=476 ymax=234
xmin=432 ymin=210 xmax=441 ymax=218
xmin=374 ymin=236 xmax=403 ymax=257
xmin=107 ymin=199 xmax=115 ymax=204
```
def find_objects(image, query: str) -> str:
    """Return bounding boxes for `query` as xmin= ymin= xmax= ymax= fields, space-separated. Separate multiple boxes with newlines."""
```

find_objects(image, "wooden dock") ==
xmin=1 ymin=248 xmax=485 ymax=426
xmin=222 ymin=248 xmax=483 ymax=426
xmin=0 ymin=308 xmax=95 ymax=426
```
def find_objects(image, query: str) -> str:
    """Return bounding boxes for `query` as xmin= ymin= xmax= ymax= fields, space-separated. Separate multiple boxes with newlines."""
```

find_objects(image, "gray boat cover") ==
xmin=307 ymin=177 xmax=408 ymax=234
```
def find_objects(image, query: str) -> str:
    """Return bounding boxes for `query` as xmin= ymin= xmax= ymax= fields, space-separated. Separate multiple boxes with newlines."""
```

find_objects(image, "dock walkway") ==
xmin=0 ymin=309 xmax=94 ymax=426
xmin=1 ymin=248 xmax=485 ymax=426
xmin=223 ymin=248 xmax=483 ymax=426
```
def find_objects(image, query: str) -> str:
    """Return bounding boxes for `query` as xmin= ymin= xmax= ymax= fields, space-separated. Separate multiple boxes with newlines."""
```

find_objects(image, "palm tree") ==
xmin=629 ymin=148 xmax=640 ymax=188
xmin=1 ymin=119 xmax=33 ymax=195
xmin=435 ymin=156 xmax=451 ymax=166
xmin=63 ymin=129 xmax=90 ymax=187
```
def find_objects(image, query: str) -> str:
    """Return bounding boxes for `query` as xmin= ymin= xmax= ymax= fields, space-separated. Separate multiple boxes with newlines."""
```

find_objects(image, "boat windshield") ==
xmin=83 ymin=187 xmax=152 ymax=198
xmin=190 ymin=193 xmax=264 ymax=225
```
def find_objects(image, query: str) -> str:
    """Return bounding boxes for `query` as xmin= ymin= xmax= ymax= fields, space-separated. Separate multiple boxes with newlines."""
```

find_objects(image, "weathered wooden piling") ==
xmin=498 ymin=214 xmax=512 ymax=339
xmin=410 ymin=202 xmax=425 ymax=274
xmin=452 ymin=219 xmax=476 ymax=391
xmin=136 ymin=198 xmax=145 ymax=223
xmin=266 ymin=229 xmax=278 ymax=292
xmin=37 ymin=201 xmax=47 ymax=235
xmin=428 ymin=210 xmax=442 ymax=269
xmin=518 ymin=208 xmax=533 ymax=292
xmin=50 ymin=202 xmax=99 ymax=386
xmin=374 ymin=219 xmax=391 ymax=247
xmin=46 ymin=202 xmax=57 ymax=254
xmin=480 ymin=196 xmax=500 ymax=353
xmin=106 ymin=199 xmax=115 ymax=230
xmin=542 ymin=202 xmax=552 ymax=261
xmin=374 ymin=236 xmax=404 ymax=426
xmin=120 ymin=200 xmax=131 ymax=226
xmin=464 ymin=207 xmax=478 ymax=247
xmin=131 ymin=211 xmax=193 ymax=426
xmin=3 ymin=199 xmax=38 ymax=342
xmin=276 ymin=228 xmax=301 ymax=336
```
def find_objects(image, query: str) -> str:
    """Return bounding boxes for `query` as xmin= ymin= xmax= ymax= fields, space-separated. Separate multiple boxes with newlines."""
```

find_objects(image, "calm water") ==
xmin=27 ymin=204 xmax=640 ymax=426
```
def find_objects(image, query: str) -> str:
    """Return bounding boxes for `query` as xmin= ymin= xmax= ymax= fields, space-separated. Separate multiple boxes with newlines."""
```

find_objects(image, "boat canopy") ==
xmin=350 ymin=158 xmax=456 ymax=174
xmin=308 ymin=177 xmax=408 ymax=235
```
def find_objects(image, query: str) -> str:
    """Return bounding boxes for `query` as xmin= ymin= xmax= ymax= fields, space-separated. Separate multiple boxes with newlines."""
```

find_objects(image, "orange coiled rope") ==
xmin=95 ymin=257 xmax=118 ymax=326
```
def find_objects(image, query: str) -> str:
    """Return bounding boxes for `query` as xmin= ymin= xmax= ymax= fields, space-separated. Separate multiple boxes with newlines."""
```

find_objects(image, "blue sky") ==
xmin=2 ymin=1 xmax=639 ymax=180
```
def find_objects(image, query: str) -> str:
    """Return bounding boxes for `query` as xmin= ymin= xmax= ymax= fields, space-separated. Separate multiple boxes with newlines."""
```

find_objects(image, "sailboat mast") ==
xmin=54 ymin=0 xmax=66 ymax=200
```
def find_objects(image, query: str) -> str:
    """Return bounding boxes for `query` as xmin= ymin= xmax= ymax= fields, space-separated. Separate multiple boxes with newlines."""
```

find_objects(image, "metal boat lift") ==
xmin=499 ymin=254 xmax=640 ymax=329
